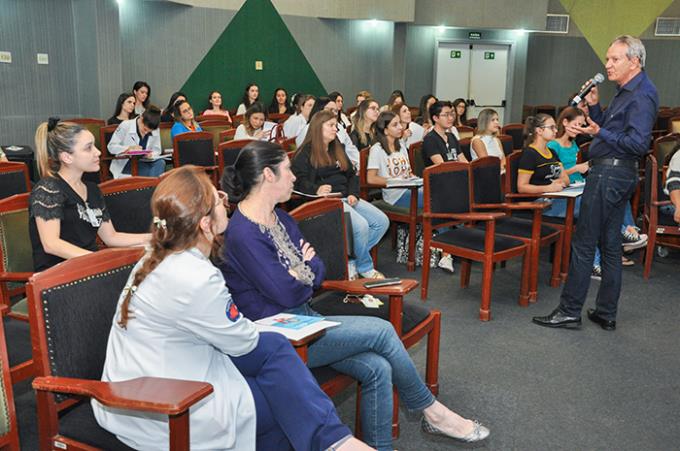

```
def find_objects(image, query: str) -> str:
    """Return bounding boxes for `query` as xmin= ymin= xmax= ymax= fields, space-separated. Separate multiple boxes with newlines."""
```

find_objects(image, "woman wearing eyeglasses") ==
xmin=517 ymin=114 xmax=571 ymax=198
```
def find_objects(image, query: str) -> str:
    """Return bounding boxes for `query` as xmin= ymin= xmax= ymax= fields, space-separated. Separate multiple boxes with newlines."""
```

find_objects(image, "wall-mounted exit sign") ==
xmin=484 ymin=51 xmax=495 ymax=60
xmin=450 ymin=50 xmax=462 ymax=58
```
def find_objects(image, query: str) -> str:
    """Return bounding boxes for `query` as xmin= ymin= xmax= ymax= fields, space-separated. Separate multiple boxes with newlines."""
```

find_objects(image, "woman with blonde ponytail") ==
xmin=29 ymin=118 xmax=150 ymax=271
xmin=94 ymin=166 xmax=371 ymax=451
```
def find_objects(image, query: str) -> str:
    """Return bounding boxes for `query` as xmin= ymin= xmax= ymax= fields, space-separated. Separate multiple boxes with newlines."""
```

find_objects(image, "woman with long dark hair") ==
xmin=221 ymin=141 xmax=490 ymax=450
xmin=236 ymin=83 xmax=259 ymax=115
xmin=132 ymin=81 xmax=151 ymax=115
xmin=293 ymin=110 xmax=389 ymax=279
xmin=267 ymin=87 xmax=294 ymax=115
xmin=203 ymin=90 xmax=232 ymax=121
xmin=328 ymin=91 xmax=351 ymax=128
xmin=107 ymin=92 xmax=136 ymax=126
xmin=160 ymin=91 xmax=187 ymax=123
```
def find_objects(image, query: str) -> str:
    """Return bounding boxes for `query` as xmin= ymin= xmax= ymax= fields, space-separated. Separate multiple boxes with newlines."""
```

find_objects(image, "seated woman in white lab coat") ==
xmin=93 ymin=166 xmax=371 ymax=451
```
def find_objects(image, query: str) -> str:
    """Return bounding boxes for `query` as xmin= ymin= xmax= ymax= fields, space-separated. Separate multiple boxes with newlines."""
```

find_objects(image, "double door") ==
xmin=434 ymin=42 xmax=509 ymax=124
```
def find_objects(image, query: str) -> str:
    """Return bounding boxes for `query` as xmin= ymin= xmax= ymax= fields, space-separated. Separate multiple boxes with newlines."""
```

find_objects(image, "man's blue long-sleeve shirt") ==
xmin=588 ymin=70 xmax=659 ymax=160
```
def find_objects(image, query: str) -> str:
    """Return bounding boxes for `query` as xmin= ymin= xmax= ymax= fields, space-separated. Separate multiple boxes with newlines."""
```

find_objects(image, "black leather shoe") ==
xmin=587 ymin=309 xmax=616 ymax=331
xmin=532 ymin=308 xmax=581 ymax=329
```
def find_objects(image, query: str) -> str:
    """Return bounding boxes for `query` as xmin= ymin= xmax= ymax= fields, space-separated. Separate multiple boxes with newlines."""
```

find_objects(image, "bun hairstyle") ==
xmin=221 ymin=141 xmax=286 ymax=202
xmin=523 ymin=113 xmax=553 ymax=147
xmin=118 ymin=166 xmax=217 ymax=328
xmin=35 ymin=118 xmax=85 ymax=178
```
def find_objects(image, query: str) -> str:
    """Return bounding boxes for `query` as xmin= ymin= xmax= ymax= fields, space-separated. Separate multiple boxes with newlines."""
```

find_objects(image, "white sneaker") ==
xmin=622 ymin=228 xmax=648 ymax=252
xmin=438 ymin=254 xmax=455 ymax=273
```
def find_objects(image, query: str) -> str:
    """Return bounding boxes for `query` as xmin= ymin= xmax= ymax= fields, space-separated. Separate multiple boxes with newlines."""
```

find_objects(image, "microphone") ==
xmin=569 ymin=73 xmax=605 ymax=106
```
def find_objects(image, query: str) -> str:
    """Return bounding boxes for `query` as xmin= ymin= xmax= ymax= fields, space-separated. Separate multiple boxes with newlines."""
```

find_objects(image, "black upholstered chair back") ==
xmin=35 ymin=260 xmax=136 ymax=400
xmin=409 ymin=142 xmax=424 ymax=178
xmin=293 ymin=202 xmax=348 ymax=281
xmin=507 ymin=151 xmax=523 ymax=194
xmin=0 ymin=163 xmax=30 ymax=200
xmin=459 ymin=138 xmax=472 ymax=162
xmin=471 ymin=157 xmax=503 ymax=204
xmin=644 ymin=155 xmax=655 ymax=209
xmin=104 ymin=186 xmax=155 ymax=233
xmin=424 ymin=162 xmax=470 ymax=215
xmin=502 ymin=124 xmax=524 ymax=150
xmin=498 ymin=134 xmax=514 ymax=156
xmin=177 ymin=138 xmax=215 ymax=167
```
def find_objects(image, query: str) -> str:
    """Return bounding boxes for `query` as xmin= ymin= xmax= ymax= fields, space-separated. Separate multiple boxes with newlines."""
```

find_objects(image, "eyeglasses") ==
xmin=540 ymin=125 xmax=558 ymax=131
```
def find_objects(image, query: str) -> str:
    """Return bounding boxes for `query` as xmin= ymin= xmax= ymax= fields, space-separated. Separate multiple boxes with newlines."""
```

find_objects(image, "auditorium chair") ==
xmin=470 ymin=157 xmax=563 ymax=302
xmin=0 ymin=317 xmax=20 ymax=450
xmin=198 ymin=119 xmax=233 ymax=151
xmin=0 ymin=193 xmax=34 ymax=383
xmin=64 ymin=118 xmax=105 ymax=150
xmin=291 ymin=198 xmax=441 ymax=436
xmin=459 ymin=138 xmax=472 ymax=161
xmin=98 ymin=124 xmax=120 ymax=181
xmin=501 ymin=123 xmax=525 ymax=151
xmin=99 ymin=177 xmax=158 ymax=234
xmin=670 ymin=116 xmax=680 ymax=134
xmin=159 ymin=122 xmax=174 ymax=154
xmin=28 ymin=248 xmax=214 ymax=450
xmin=267 ymin=113 xmax=290 ymax=124
xmin=457 ymin=125 xmax=474 ymax=140
xmin=407 ymin=141 xmax=424 ymax=177
xmin=172 ymin=132 xmax=219 ymax=186
xmin=534 ymin=104 xmax=557 ymax=117
xmin=219 ymin=128 xmax=237 ymax=142
xmin=653 ymin=133 xmax=680 ymax=166
xmin=421 ymin=161 xmax=530 ymax=321
xmin=498 ymin=134 xmax=514 ymax=156
xmin=642 ymin=155 xmax=680 ymax=279
xmin=0 ymin=162 xmax=30 ymax=200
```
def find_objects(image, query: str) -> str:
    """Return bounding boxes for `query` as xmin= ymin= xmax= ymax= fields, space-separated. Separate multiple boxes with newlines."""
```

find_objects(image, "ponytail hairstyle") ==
xmin=35 ymin=118 xmax=85 ymax=178
xmin=373 ymin=111 xmax=399 ymax=155
xmin=118 ymin=166 xmax=218 ymax=328
xmin=351 ymin=98 xmax=379 ymax=147
xmin=523 ymin=113 xmax=553 ymax=147
xmin=298 ymin=110 xmax=349 ymax=170
xmin=555 ymin=106 xmax=585 ymax=139
xmin=221 ymin=141 xmax=287 ymax=202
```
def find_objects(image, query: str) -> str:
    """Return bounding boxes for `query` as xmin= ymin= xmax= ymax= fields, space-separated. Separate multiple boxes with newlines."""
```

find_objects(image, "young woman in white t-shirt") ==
xmin=367 ymin=112 xmax=423 ymax=209
xmin=470 ymin=108 xmax=506 ymax=171
xmin=283 ymin=94 xmax=315 ymax=138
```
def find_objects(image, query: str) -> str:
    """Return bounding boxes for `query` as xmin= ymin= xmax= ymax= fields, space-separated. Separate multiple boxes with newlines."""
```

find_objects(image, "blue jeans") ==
xmin=393 ymin=187 xmax=424 ymax=209
xmin=542 ymin=197 xmax=582 ymax=218
xmin=286 ymin=303 xmax=435 ymax=451
xmin=343 ymin=199 xmax=389 ymax=274
xmin=593 ymin=203 xmax=636 ymax=267
xmin=559 ymin=164 xmax=638 ymax=320
xmin=122 ymin=158 xmax=166 ymax=177
xmin=231 ymin=332 xmax=351 ymax=451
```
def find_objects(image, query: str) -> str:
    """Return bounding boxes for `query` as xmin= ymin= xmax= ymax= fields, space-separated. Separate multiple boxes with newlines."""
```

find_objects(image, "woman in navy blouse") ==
xmin=221 ymin=141 xmax=490 ymax=451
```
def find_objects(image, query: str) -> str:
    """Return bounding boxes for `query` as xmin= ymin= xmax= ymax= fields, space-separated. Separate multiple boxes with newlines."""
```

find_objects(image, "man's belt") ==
xmin=589 ymin=158 xmax=638 ymax=170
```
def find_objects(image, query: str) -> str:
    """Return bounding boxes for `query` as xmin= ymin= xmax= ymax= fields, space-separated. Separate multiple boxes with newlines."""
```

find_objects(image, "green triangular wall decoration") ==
xmin=561 ymin=0 xmax=674 ymax=63
xmin=181 ymin=0 xmax=326 ymax=109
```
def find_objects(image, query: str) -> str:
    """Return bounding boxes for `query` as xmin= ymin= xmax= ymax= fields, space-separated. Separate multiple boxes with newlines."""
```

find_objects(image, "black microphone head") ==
xmin=594 ymin=73 xmax=605 ymax=84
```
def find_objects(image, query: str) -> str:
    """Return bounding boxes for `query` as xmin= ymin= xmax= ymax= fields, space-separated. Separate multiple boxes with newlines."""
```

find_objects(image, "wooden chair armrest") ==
xmin=32 ymin=376 xmax=213 ymax=416
xmin=0 ymin=271 xmax=33 ymax=282
xmin=321 ymin=278 xmax=418 ymax=295
xmin=474 ymin=202 xmax=550 ymax=210
xmin=505 ymin=192 xmax=545 ymax=200
xmin=424 ymin=212 xmax=505 ymax=221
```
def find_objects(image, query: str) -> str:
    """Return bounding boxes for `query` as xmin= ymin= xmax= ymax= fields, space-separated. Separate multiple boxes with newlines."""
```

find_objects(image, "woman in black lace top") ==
xmin=29 ymin=119 xmax=150 ymax=271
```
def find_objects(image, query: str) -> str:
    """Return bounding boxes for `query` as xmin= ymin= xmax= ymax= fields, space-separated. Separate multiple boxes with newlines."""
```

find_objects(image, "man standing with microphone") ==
xmin=533 ymin=35 xmax=658 ymax=331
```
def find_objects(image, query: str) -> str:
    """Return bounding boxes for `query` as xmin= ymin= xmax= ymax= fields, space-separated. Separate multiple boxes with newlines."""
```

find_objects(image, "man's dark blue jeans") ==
xmin=558 ymin=163 xmax=638 ymax=320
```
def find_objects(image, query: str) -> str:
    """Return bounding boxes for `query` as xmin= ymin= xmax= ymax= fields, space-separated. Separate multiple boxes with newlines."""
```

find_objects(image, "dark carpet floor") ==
xmin=7 ymin=244 xmax=680 ymax=450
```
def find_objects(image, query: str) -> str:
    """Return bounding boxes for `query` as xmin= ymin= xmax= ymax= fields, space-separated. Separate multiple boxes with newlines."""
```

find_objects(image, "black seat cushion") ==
xmin=514 ymin=210 xmax=578 ymax=226
xmin=310 ymin=291 xmax=431 ymax=335
xmin=476 ymin=217 xmax=559 ymax=239
xmin=432 ymin=227 xmax=524 ymax=252
xmin=4 ymin=317 xmax=31 ymax=368
xmin=59 ymin=402 xmax=136 ymax=451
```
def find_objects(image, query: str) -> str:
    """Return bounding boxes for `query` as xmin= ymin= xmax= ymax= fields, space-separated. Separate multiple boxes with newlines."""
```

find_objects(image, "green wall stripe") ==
xmin=181 ymin=0 xmax=326 ymax=109
xmin=562 ymin=0 xmax=674 ymax=62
